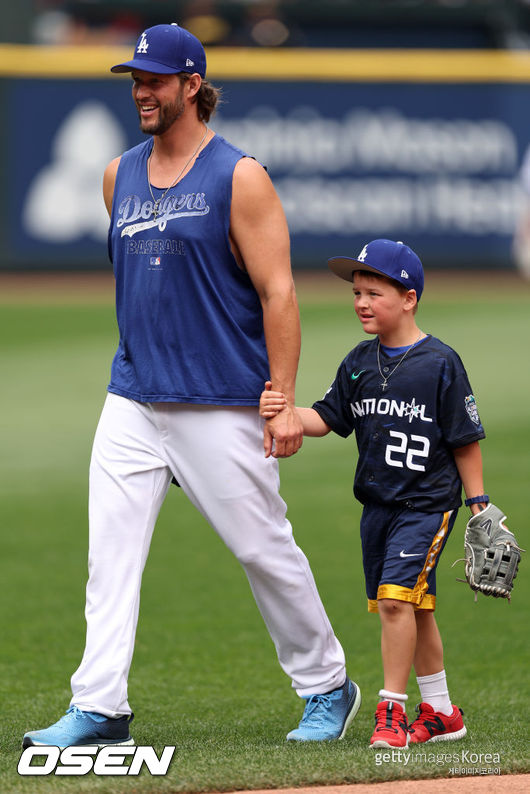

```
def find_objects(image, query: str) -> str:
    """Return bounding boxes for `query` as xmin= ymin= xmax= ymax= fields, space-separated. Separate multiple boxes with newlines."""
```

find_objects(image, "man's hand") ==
xmin=263 ymin=403 xmax=303 ymax=458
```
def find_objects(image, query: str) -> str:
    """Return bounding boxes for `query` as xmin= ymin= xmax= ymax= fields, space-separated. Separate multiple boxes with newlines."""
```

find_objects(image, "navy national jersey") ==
xmin=312 ymin=335 xmax=485 ymax=512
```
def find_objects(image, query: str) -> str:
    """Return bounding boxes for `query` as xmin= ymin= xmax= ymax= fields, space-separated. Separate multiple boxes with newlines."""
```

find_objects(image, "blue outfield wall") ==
xmin=1 ymin=46 xmax=530 ymax=270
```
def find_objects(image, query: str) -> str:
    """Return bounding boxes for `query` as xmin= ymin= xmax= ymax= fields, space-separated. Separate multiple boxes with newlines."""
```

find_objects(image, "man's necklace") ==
xmin=147 ymin=126 xmax=208 ymax=219
xmin=376 ymin=331 xmax=422 ymax=392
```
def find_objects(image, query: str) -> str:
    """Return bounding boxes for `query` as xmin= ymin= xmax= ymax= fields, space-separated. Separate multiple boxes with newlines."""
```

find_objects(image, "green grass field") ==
xmin=0 ymin=273 xmax=528 ymax=793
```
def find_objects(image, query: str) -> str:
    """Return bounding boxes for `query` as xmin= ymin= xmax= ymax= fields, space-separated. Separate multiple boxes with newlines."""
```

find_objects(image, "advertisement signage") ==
xmin=2 ymin=53 xmax=529 ymax=269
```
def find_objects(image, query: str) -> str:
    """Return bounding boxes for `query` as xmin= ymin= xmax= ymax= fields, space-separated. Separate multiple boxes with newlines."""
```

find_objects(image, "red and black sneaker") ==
xmin=408 ymin=702 xmax=466 ymax=744
xmin=370 ymin=701 xmax=409 ymax=748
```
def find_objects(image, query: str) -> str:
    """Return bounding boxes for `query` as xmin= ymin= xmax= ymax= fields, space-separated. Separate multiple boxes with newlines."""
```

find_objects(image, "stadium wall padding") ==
xmin=1 ymin=46 xmax=529 ymax=271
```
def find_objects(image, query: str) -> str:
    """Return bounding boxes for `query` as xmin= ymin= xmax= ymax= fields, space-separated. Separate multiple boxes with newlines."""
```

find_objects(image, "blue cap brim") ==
xmin=328 ymin=256 xmax=367 ymax=282
xmin=111 ymin=59 xmax=184 ymax=74
xmin=328 ymin=255 xmax=422 ymax=299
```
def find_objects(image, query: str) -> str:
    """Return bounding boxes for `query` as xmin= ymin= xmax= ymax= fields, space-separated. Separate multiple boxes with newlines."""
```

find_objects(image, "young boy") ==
xmin=260 ymin=239 xmax=488 ymax=748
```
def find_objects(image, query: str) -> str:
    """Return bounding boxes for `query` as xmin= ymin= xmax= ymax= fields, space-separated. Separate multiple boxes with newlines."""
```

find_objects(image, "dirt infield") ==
xmin=1 ymin=269 xmax=529 ymax=306
xmin=231 ymin=775 xmax=530 ymax=794
xmin=0 ymin=271 xmax=116 ymax=304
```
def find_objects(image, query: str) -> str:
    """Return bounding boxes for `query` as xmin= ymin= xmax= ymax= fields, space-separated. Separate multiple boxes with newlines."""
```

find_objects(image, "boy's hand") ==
xmin=261 ymin=381 xmax=303 ymax=458
xmin=259 ymin=380 xmax=287 ymax=418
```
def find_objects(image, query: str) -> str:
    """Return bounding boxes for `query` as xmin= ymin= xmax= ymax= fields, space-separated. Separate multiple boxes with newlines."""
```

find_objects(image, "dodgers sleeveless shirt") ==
xmin=107 ymin=134 xmax=269 ymax=405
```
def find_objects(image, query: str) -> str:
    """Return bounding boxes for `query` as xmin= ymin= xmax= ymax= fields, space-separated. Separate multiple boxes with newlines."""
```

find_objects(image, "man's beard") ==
xmin=138 ymin=94 xmax=185 ymax=136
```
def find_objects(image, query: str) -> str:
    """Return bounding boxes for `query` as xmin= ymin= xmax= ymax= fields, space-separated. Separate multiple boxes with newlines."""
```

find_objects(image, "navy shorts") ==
xmin=360 ymin=502 xmax=458 ymax=613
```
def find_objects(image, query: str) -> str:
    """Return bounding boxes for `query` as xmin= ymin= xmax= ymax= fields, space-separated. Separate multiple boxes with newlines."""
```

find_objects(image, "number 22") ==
xmin=385 ymin=431 xmax=430 ymax=472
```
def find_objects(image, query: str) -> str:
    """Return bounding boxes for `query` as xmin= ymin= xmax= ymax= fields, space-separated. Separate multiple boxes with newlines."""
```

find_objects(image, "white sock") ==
xmin=378 ymin=689 xmax=408 ymax=711
xmin=416 ymin=670 xmax=453 ymax=716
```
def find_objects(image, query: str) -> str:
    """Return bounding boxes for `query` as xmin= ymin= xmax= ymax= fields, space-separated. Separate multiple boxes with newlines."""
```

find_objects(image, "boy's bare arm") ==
xmin=452 ymin=441 xmax=486 ymax=514
xmin=296 ymin=408 xmax=331 ymax=438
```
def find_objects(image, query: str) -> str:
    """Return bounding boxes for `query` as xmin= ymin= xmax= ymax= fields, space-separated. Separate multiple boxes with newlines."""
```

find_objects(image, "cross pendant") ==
xmin=381 ymin=380 xmax=388 ymax=391
xmin=153 ymin=200 xmax=160 ymax=219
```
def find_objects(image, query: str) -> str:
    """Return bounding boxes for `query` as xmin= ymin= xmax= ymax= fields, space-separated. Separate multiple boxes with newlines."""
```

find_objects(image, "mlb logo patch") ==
xmin=150 ymin=257 xmax=161 ymax=266
xmin=465 ymin=394 xmax=480 ymax=424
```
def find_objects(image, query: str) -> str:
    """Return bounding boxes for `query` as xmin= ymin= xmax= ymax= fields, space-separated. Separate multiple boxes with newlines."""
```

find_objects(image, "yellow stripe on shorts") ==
xmin=368 ymin=511 xmax=452 ymax=612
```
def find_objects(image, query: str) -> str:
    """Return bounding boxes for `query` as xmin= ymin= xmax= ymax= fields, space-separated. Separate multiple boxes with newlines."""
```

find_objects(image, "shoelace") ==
xmin=375 ymin=704 xmax=407 ymax=734
xmin=64 ymin=706 xmax=104 ymax=723
xmin=412 ymin=705 xmax=443 ymax=725
xmin=301 ymin=693 xmax=334 ymax=726
xmin=64 ymin=706 xmax=84 ymax=720
xmin=409 ymin=705 xmax=441 ymax=733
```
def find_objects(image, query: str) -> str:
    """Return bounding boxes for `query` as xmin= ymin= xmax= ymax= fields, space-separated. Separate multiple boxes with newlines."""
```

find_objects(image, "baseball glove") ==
xmin=458 ymin=503 xmax=523 ymax=601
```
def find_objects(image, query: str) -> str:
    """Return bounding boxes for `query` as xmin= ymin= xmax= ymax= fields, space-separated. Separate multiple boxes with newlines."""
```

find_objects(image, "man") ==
xmin=23 ymin=23 xmax=360 ymax=748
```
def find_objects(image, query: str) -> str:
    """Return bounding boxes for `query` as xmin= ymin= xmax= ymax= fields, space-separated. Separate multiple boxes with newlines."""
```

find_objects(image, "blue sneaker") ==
xmin=22 ymin=706 xmax=134 ymax=748
xmin=286 ymin=676 xmax=361 ymax=741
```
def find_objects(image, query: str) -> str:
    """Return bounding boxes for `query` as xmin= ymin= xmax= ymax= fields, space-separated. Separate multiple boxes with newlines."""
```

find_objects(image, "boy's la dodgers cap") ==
xmin=328 ymin=239 xmax=424 ymax=300
xmin=111 ymin=23 xmax=206 ymax=78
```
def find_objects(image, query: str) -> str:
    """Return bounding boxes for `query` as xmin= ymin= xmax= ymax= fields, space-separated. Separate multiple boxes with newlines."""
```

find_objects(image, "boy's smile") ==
xmin=352 ymin=271 xmax=418 ymax=346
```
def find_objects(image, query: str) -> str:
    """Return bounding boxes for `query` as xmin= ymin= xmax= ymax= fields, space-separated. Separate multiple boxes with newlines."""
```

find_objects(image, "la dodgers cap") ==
xmin=328 ymin=239 xmax=424 ymax=300
xmin=111 ymin=23 xmax=207 ymax=78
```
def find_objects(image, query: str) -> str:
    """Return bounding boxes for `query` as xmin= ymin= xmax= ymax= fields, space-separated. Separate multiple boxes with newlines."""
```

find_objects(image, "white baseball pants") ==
xmin=70 ymin=393 xmax=346 ymax=716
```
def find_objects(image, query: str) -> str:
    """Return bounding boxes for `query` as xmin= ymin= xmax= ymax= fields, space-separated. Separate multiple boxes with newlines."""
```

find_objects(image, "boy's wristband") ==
xmin=464 ymin=494 xmax=489 ymax=507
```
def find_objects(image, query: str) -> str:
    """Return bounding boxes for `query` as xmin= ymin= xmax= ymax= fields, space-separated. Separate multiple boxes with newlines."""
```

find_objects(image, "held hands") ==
xmin=261 ymin=381 xmax=303 ymax=458
xmin=260 ymin=381 xmax=287 ymax=418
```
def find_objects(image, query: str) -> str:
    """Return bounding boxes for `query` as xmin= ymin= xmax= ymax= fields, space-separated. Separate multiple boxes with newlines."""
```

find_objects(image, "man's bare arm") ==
xmin=230 ymin=157 xmax=303 ymax=458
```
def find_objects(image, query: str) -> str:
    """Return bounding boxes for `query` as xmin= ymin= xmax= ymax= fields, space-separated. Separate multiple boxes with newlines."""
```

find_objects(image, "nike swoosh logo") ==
xmin=400 ymin=550 xmax=421 ymax=558
xmin=351 ymin=370 xmax=366 ymax=380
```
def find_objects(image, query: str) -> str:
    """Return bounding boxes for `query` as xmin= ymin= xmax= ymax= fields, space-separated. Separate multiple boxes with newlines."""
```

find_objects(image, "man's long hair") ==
xmin=179 ymin=74 xmax=222 ymax=122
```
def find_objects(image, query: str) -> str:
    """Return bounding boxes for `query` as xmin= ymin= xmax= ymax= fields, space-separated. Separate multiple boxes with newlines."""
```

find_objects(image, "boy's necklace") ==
xmin=376 ymin=331 xmax=422 ymax=392
xmin=147 ymin=125 xmax=208 ymax=219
